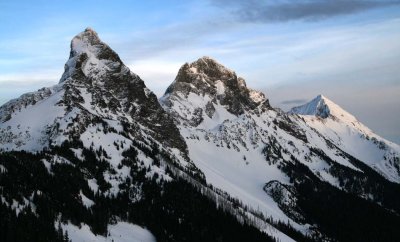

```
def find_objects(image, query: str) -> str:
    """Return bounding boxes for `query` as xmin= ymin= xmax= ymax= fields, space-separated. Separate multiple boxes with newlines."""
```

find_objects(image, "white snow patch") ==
xmin=71 ymin=148 xmax=84 ymax=161
xmin=87 ymin=178 xmax=99 ymax=193
xmin=0 ymin=164 xmax=7 ymax=173
xmin=79 ymin=191 xmax=95 ymax=208
xmin=42 ymin=159 xmax=52 ymax=173
xmin=215 ymin=80 xmax=225 ymax=95
xmin=60 ymin=222 xmax=156 ymax=242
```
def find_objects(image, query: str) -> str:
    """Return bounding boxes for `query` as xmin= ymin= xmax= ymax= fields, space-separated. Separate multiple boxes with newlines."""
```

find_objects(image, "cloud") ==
xmin=243 ymin=18 xmax=400 ymax=88
xmin=113 ymin=19 xmax=238 ymax=61
xmin=212 ymin=0 xmax=400 ymax=22
xmin=280 ymin=99 xmax=308 ymax=105
xmin=109 ymin=0 xmax=400 ymax=61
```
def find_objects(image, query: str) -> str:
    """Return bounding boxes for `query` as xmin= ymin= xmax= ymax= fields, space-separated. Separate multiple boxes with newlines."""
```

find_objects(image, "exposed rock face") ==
xmin=0 ymin=28 xmax=187 ymax=153
xmin=264 ymin=181 xmax=304 ymax=223
xmin=60 ymin=28 xmax=186 ymax=151
xmin=163 ymin=56 xmax=270 ymax=117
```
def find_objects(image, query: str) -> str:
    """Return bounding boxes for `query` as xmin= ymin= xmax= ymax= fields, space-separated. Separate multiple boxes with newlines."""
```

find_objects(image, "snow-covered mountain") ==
xmin=0 ymin=27 xmax=186 ymax=155
xmin=0 ymin=28 xmax=202 ymax=182
xmin=0 ymin=28 xmax=216 ymax=242
xmin=161 ymin=56 xmax=400 ymax=239
xmin=1 ymin=29 xmax=400 ymax=242
xmin=290 ymin=94 xmax=400 ymax=183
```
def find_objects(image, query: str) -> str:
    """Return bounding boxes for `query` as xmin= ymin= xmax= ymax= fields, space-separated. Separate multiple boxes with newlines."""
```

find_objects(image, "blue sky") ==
xmin=0 ymin=0 xmax=399 ymax=143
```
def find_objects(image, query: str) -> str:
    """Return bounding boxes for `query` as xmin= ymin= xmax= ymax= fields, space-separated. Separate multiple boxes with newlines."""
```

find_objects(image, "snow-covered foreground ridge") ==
xmin=1 ymin=28 xmax=400 ymax=241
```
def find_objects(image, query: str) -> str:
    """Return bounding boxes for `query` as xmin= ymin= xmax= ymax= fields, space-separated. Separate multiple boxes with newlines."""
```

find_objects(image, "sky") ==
xmin=0 ymin=0 xmax=399 ymax=143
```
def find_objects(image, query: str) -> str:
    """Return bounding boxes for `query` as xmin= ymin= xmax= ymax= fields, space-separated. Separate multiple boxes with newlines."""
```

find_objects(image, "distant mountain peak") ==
xmin=290 ymin=94 xmax=362 ymax=124
xmin=290 ymin=94 xmax=334 ymax=119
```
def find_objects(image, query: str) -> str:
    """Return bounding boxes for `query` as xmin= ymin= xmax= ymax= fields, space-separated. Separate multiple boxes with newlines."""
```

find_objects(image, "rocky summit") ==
xmin=163 ymin=56 xmax=269 ymax=117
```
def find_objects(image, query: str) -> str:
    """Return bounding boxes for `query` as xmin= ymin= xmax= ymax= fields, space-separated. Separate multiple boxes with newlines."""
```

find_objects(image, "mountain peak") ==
xmin=188 ymin=56 xmax=235 ymax=79
xmin=70 ymin=27 xmax=102 ymax=55
xmin=162 ymin=57 xmax=269 ymax=118
xmin=160 ymin=56 xmax=270 ymax=123
xmin=1 ymin=28 xmax=189 ymax=153
xmin=166 ymin=57 xmax=236 ymax=88
xmin=289 ymin=94 xmax=332 ymax=118
xmin=70 ymin=27 xmax=119 ymax=60
xmin=289 ymin=94 xmax=359 ymax=123
xmin=84 ymin=27 xmax=97 ymax=34
xmin=60 ymin=28 xmax=122 ymax=83
xmin=164 ymin=57 xmax=237 ymax=97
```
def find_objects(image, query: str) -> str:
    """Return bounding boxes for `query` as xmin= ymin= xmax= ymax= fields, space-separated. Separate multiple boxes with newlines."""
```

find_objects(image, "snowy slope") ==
xmin=0 ymin=85 xmax=65 ymax=151
xmin=290 ymin=95 xmax=400 ymax=183
xmin=161 ymin=57 xmax=400 ymax=237
xmin=60 ymin=222 xmax=156 ymax=242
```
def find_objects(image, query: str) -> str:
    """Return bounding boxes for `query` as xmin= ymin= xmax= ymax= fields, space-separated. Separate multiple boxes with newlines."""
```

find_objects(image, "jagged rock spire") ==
xmin=60 ymin=27 xmax=122 ymax=83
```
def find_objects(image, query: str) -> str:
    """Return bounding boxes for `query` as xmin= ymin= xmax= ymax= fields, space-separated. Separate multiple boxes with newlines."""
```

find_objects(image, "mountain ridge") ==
xmin=0 ymin=28 xmax=188 ymax=155
xmin=290 ymin=94 xmax=400 ymax=183
xmin=1 ymin=28 xmax=400 ymax=242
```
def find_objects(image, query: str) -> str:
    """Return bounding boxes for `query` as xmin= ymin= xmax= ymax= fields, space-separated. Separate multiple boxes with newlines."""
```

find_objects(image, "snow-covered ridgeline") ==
xmin=290 ymin=95 xmax=400 ymax=183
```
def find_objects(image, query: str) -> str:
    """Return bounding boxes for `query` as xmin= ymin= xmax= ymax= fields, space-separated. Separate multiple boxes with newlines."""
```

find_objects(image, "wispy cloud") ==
xmin=113 ymin=19 xmax=239 ymax=60
xmin=212 ymin=0 xmax=400 ymax=22
xmin=243 ymin=18 xmax=400 ymax=87
xmin=280 ymin=99 xmax=308 ymax=105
